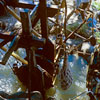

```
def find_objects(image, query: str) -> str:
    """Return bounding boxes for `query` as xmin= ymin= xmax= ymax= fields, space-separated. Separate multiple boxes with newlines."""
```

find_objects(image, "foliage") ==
xmin=95 ymin=32 xmax=100 ymax=43
xmin=95 ymin=32 xmax=100 ymax=37
xmin=92 ymin=1 xmax=100 ymax=10
xmin=67 ymin=22 xmax=89 ymax=38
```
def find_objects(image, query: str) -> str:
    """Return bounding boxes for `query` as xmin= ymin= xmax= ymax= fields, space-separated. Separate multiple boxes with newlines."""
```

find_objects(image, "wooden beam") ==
xmin=8 ymin=2 xmax=35 ymax=9
xmin=0 ymin=33 xmax=14 ymax=40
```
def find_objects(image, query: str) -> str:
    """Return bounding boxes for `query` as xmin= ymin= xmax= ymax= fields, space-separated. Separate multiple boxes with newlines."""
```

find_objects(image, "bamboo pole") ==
xmin=1 ymin=46 xmax=28 ymax=65
xmin=53 ymin=47 xmax=64 ymax=85
xmin=6 ymin=6 xmax=21 ymax=22
xmin=54 ymin=47 xmax=61 ymax=63
xmin=31 ymin=29 xmax=41 ymax=37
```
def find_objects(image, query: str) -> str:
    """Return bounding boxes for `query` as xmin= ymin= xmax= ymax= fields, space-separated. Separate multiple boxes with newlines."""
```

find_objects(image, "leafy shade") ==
xmin=66 ymin=22 xmax=89 ymax=38
xmin=95 ymin=32 xmax=100 ymax=43
xmin=92 ymin=1 xmax=100 ymax=10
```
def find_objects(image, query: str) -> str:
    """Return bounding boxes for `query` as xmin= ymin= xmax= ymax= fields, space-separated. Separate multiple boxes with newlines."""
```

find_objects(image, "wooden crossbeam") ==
xmin=7 ymin=1 xmax=58 ymax=17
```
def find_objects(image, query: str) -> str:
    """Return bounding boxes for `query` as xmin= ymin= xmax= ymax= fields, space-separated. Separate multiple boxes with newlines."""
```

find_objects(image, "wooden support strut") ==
xmin=1 ymin=46 xmax=28 ymax=65
xmin=6 ymin=5 xmax=41 ymax=37
xmin=0 ymin=10 xmax=45 ymax=65
xmin=26 ymin=48 xmax=32 ymax=100
xmin=0 ymin=36 xmax=20 ymax=65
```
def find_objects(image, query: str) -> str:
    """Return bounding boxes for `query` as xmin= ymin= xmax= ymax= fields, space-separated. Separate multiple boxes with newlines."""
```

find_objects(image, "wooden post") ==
xmin=39 ymin=0 xmax=48 ymax=40
xmin=26 ymin=49 xmax=31 ymax=100
xmin=20 ymin=11 xmax=32 ymax=36
xmin=20 ymin=11 xmax=32 ymax=100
